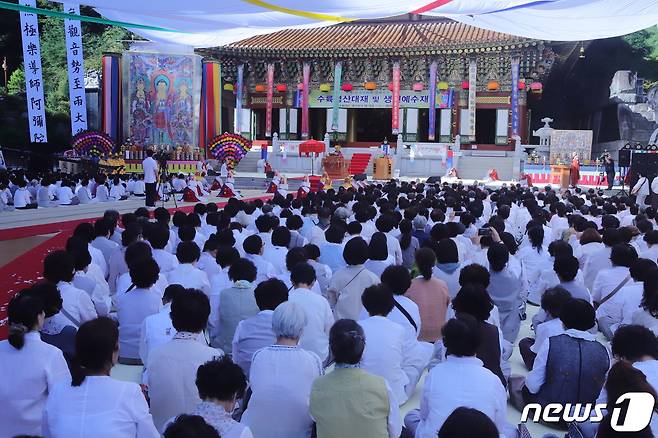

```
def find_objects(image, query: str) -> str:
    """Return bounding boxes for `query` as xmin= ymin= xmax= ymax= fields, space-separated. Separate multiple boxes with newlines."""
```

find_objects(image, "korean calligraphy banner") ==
xmin=63 ymin=3 xmax=87 ymax=135
xmin=235 ymin=64 xmax=244 ymax=134
xmin=391 ymin=61 xmax=401 ymax=134
xmin=467 ymin=59 xmax=477 ymax=138
xmin=265 ymin=63 xmax=274 ymax=137
xmin=330 ymin=61 xmax=342 ymax=132
xmin=511 ymin=57 xmax=520 ymax=137
xmin=301 ymin=62 xmax=310 ymax=139
xmin=19 ymin=0 xmax=47 ymax=142
xmin=428 ymin=61 xmax=438 ymax=141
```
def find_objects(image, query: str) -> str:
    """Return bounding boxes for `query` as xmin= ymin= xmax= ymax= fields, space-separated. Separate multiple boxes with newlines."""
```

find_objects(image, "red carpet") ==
xmin=348 ymin=153 xmax=372 ymax=175
xmin=0 ymin=194 xmax=275 ymax=338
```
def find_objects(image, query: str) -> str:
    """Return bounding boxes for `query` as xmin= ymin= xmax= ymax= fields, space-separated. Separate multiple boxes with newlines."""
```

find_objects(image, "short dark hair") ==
xmin=630 ymin=258 xmax=658 ymax=282
xmin=540 ymin=286 xmax=572 ymax=318
xmin=148 ymin=225 xmax=170 ymax=250
xmin=163 ymin=284 xmax=187 ymax=303
xmin=94 ymin=218 xmax=114 ymax=238
xmin=28 ymin=282 xmax=62 ymax=317
xmin=343 ymin=237 xmax=369 ymax=265
xmin=611 ymin=325 xmax=658 ymax=361
xmin=176 ymin=241 xmax=201 ymax=264
xmin=73 ymin=317 xmax=118 ymax=386
xmin=255 ymin=215 xmax=273 ymax=233
xmin=459 ymin=263 xmax=490 ymax=288
xmin=554 ymin=255 xmax=579 ymax=282
xmin=347 ymin=221 xmax=362 ymax=235
xmin=271 ymin=226 xmax=291 ymax=247
xmin=243 ymin=235 xmax=263 ymax=255
xmin=121 ymin=223 xmax=142 ymax=247
xmin=438 ymin=407 xmax=499 ymax=438
xmin=330 ymin=319 xmax=366 ymax=365
xmin=69 ymin=247 xmax=92 ymax=271
xmin=325 ymin=225 xmax=345 ymax=244
xmin=286 ymin=215 xmax=303 ymax=230
xmin=303 ymin=244 xmax=320 ymax=260
xmin=254 ymin=278 xmax=289 ymax=311
xmin=196 ymin=356 xmax=247 ymax=403
xmin=286 ymin=247 xmax=308 ymax=271
xmin=290 ymin=262 xmax=316 ymax=286
xmin=73 ymin=222 xmax=95 ymax=243
xmin=170 ymin=289 xmax=210 ymax=333
xmin=436 ymin=238 xmax=459 ymax=264
xmin=487 ymin=243 xmax=509 ymax=272
xmin=380 ymin=265 xmax=411 ymax=295
xmin=43 ymin=250 xmax=75 ymax=283
xmin=361 ymin=284 xmax=395 ymax=316
xmin=452 ymin=284 xmax=493 ymax=322
xmin=610 ymin=243 xmax=638 ymax=268
xmin=228 ymin=258 xmax=257 ymax=282
xmin=442 ymin=313 xmax=482 ymax=357
xmin=178 ymin=225 xmax=196 ymax=242
xmin=559 ymin=298 xmax=595 ymax=331
xmin=164 ymin=415 xmax=219 ymax=438
xmin=216 ymin=246 xmax=240 ymax=268
xmin=124 ymin=241 xmax=152 ymax=270
xmin=129 ymin=258 xmax=160 ymax=288
xmin=368 ymin=232 xmax=389 ymax=261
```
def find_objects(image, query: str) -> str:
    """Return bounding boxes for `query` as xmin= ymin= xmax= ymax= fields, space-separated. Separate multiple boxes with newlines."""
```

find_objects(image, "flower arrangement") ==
xmin=71 ymin=130 xmax=116 ymax=157
xmin=208 ymin=133 xmax=252 ymax=170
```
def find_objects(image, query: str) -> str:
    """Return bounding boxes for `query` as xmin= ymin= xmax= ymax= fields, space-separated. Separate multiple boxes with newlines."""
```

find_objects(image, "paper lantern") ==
xmin=255 ymin=84 xmax=266 ymax=92
xmin=388 ymin=82 xmax=394 ymax=92
xmin=364 ymin=81 xmax=377 ymax=90
xmin=412 ymin=82 xmax=424 ymax=92
xmin=223 ymin=83 xmax=234 ymax=91
xmin=297 ymin=83 xmax=304 ymax=91
xmin=341 ymin=83 xmax=353 ymax=92
xmin=276 ymin=84 xmax=287 ymax=92
xmin=487 ymin=81 xmax=500 ymax=91
xmin=518 ymin=81 xmax=526 ymax=90
xmin=319 ymin=83 xmax=331 ymax=92
xmin=461 ymin=81 xmax=469 ymax=90
xmin=530 ymin=82 xmax=543 ymax=93
xmin=438 ymin=81 xmax=449 ymax=90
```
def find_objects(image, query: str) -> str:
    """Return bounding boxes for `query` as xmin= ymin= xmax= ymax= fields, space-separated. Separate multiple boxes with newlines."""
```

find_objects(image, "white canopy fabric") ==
xmin=52 ymin=0 xmax=658 ymax=48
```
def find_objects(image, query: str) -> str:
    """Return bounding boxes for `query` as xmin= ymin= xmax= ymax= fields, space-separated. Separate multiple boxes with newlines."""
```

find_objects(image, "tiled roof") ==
xmin=217 ymin=19 xmax=536 ymax=57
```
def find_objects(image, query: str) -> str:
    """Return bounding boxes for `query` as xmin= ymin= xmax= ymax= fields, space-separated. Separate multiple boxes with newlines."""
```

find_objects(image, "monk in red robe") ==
xmin=569 ymin=153 xmax=580 ymax=187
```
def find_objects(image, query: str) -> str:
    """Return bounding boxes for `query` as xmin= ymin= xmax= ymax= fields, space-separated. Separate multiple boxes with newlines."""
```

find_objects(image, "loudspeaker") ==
xmin=619 ymin=149 xmax=631 ymax=167
xmin=426 ymin=176 xmax=442 ymax=184
xmin=354 ymin=173 xmax=367 ymax=181
xmin=266 ymin=171 xmax=275 ymax=178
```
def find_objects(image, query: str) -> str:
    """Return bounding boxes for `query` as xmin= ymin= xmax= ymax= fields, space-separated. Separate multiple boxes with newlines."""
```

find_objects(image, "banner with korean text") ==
xmin=308 ymin=89 xmax=452 ymax=109
xmin=19 ymin=0 xmax=47 ymax=142
xmin=428 ymin=61 xmax=438 ymax=140
xmin=468 ymin=59 xmax=477 ymax=139
xmin=63 ymin=3 xmax=88 ymax=135
xmin=331 ymin=61 xmax=342 ymax=131
xmin=265 ymin=63 xmax=274 ymax=137
xmin=235 ymin=64 xmax=244 ymax=134
xmin=511 ymin=57 xmax=520 ymax=137
xmin=391 ymin=61 xmax=400 ymax=134
xmin=301 ymin=62 xmax=310 ymax=139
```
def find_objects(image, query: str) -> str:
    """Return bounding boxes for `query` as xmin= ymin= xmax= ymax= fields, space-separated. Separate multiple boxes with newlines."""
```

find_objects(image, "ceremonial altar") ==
xmin=550 ymin=165 xmax=571 ymax=189
xmin=322 ymin=154 xmax=349 ymax=180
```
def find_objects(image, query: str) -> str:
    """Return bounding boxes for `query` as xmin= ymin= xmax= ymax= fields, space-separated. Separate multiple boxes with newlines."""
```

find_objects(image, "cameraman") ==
xmin=603 ymin=153 xmax=615 ymax=190
xmin=143 ymin=149 xmax=158 ymax=207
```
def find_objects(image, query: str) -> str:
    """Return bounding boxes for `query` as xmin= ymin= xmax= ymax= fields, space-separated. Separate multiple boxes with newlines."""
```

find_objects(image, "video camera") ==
xmin=153 ymin=150 xmax=171 ymax=168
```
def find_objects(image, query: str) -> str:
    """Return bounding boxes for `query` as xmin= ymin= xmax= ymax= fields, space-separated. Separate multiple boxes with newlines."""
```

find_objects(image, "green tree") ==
xmin=7 ymin=67 xmax=25 ymax=94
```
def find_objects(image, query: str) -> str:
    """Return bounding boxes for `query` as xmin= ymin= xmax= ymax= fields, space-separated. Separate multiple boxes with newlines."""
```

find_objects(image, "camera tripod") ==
xmin=156 ymin=160 xmax=178 ymax=209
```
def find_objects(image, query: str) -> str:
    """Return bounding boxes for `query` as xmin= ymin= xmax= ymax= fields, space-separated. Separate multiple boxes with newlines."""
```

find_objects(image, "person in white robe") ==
xmin=43 ymin=317 xmax=159 ymax=438
xmin=0 ymin=292 xmax=71 ymax=438
xmin=243 ymin=301 xmax=323 ymax=438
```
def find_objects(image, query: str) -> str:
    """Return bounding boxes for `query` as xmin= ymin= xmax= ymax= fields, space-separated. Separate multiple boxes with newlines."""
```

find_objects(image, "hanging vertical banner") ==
xmin=428 ymin=61 xmax=438 ymax=141
xmin=265 ymin=63 xmax=274 ymax=137
xmin=301 ymin=62 xmax=310 ymax=139
xmin=511 ymin=57 xmax=520 ymax=137
xmin=101 ymin=53 xmax=121 ymax=141
xmin=391 ymin=61 xmax=401 ymax=134
xmin=235 ymin=64 xmax=244 ymax=134
xmin=63 ymin=3 xmax=87 ymax=135
xmin=19 ymin=0 xmax=47 ymax=142
xmin=331 ymin=61 xmax=342 ymax=131
xmin=468 ymin=59 xmax=477 ymax=138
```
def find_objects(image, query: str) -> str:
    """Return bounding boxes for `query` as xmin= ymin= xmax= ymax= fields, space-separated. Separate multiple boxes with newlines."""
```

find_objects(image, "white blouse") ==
xmin=243 ymin=345 xmax=323 ymax=438
xmin=0 ymin=332 xmax=70 ymax=438
xmin=43 ymin=376 xmax=159 ymax=438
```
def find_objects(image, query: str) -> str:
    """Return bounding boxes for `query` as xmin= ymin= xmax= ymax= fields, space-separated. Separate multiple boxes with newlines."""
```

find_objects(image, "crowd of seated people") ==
xmin=0 ymin=169 xmax=216 ymax=210
xmin=3 ymin=179 xmax=658 ymax=438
